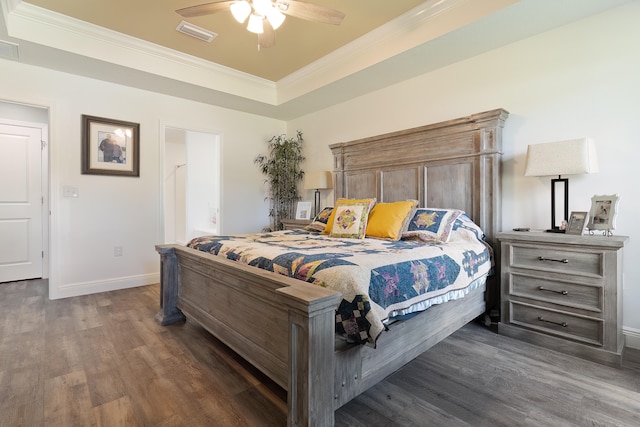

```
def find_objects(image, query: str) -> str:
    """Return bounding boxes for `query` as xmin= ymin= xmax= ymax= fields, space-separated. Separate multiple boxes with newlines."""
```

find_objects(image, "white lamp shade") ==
xmin=266 ymin=7 xmax=285 ymax=30
xmin=252 ymin=0 xmax=272 ymax=17
xmin=304 ymin=171 xmax=333 ymax=190
xmin=230 ymin=1 xmax=251 ymax=23
xmin=247 ymin=13 xmax=264 ymax=34
xmin=524 ymin=138 xmax=599 ymax=177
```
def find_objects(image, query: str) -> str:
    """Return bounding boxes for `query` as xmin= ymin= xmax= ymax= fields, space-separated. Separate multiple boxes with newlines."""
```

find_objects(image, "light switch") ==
xmin=63 ymin=186 xmax=79 ymax=198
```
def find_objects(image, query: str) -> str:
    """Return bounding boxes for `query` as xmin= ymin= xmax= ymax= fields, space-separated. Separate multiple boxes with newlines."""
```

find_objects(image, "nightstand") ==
xmin=280 ymin=219 xmax=312 ymax=230
xmin=497 ymin=231 xmax=628 ymax=366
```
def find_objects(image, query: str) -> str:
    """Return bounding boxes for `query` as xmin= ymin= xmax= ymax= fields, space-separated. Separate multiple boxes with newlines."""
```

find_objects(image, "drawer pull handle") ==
xmin=537 ymin=316 xmax=568 ymax=327
xmin=538 ymin=286 xmax=568 ymax=295
xmin=537 ymin=256 xmax=569 ymax=264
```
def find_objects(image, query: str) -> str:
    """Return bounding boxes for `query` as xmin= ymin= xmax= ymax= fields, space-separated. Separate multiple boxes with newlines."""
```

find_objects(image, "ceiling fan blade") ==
xmin=278 ymin=1 xmax=345 ymax=25
xmin=176 ymin=1 xmax=234 ymax=18
xmin=258 ymin=21 xmax=276 ymax=49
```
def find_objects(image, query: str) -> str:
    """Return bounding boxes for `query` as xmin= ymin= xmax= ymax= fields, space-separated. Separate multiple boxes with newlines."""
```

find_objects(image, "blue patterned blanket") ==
xmin=187 ymin=216 xmax=491 ymax=346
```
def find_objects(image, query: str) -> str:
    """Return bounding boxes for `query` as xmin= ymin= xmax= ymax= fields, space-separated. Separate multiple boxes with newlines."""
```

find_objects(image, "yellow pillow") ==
xmin=323 ymin=198 xmax=376 ymax=235
xmin=366 ymin=200 xmax=418 ymax=241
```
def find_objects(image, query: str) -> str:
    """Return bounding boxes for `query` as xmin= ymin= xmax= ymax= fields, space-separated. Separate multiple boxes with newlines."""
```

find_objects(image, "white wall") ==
xmin=163 ymin=138 xmax=186 ymax=244
xmin=290 ymin=3 xmax=640 ymax=338
xmin=0 ymin=60 xmax=285 ymax=299
xmin=186 ymin=130 xmax=220 ymax=240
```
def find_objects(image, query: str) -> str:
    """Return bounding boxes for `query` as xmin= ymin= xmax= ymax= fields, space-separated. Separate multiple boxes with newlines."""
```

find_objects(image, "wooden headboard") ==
xmin=330 ymin=109 xmax=509 ymax=314
xmin=329 ymin=108 xmax=508 ymax=248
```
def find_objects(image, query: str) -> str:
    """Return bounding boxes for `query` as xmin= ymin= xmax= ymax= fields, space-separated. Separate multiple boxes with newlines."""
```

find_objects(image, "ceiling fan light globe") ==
xmin=247 ymin=13 xmax=264 ymax=34
xmin=230 ymin=1 xmax=251 ymax=23
xmin=252 ymin=0 xmax=272 ymax=17
xmin=266 ymin=8 xmax=285 ymax=30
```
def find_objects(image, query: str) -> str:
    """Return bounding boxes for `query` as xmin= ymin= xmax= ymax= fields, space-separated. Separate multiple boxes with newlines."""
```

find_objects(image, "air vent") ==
xmin=176 ymin=21 xmax=217 ymax=43
xmin=0 ymin=40 xmax=19 ymax=60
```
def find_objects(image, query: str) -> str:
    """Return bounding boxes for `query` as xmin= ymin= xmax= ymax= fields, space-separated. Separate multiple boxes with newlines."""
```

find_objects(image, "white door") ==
xmin=0 ymin=123 xmax=43 ymax=283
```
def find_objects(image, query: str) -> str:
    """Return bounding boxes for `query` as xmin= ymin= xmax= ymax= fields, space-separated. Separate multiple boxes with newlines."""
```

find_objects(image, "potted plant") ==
xmin=255 ymin=130 xmax=305 ymax=231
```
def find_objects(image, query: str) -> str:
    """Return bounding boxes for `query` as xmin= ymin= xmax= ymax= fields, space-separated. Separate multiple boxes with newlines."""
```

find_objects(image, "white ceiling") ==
xmin=0 ymin=0 xmax=631 ymax=120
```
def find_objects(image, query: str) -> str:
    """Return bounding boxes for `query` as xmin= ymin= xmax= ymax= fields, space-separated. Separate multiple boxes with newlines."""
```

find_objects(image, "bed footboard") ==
xmin=155 ymin=244 xmax=342 ymax=426
xmin=155 ymin=245 xmax=186 ymax=325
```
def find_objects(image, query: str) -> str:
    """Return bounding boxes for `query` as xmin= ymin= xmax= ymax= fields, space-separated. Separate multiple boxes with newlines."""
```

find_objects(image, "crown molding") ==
xmin=4 ymin=1 xmax=278 ymax=104
xmin=4 ymin=0 xmax=517 ymax=107
xmin=1 ymin=0 xmax=631 ymax=120
xmin=276 ymin=0 xmax=518 ymax=104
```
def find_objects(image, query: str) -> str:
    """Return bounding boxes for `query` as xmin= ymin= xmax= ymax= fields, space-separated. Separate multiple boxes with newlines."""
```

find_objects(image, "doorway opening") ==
xmin=163 ymin=126 xmax=220 ymax=244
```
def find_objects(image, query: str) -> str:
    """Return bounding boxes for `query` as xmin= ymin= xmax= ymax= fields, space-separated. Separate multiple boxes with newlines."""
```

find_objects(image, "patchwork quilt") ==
xmin=187 ymin=215 xmax=492 ymax=346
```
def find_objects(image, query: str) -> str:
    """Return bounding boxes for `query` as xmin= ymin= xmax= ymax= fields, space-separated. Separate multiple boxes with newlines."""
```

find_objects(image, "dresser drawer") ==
xmin=509 ymin=244 xmax=603 ymax=277
xmin=510 ymin=301 xmax=603 ymax=346
xmin=509 ymin=273 xmax=602 ymax=312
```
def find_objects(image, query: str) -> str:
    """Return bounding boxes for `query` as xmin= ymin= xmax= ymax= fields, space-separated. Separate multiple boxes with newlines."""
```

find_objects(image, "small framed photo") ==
xmin=81 ymin=114 xmax=140 ymax=177
xmin=566 ymin=211 xmax=588 ymax=235
xmin=295 ymin=201 xmax=312 ymax=220
xmin=586 ymin=194 xmax=620 ymax=232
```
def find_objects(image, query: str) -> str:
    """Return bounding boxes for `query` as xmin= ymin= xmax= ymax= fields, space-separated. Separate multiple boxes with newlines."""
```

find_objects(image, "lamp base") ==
xmin=313 ymin=189 xmax=321 ymax=218
xmin=545 ymin=228 xmax=566 ymax=233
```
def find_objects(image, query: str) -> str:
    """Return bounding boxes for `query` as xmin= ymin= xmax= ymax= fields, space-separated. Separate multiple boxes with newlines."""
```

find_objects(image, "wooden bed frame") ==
xmin=156 ymin=108 xmax=508 ymax=426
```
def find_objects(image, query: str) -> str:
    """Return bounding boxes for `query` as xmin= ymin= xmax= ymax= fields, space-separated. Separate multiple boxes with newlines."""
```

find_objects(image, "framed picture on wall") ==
xmin=586 ymin=194 xmax=620 ymax=232
xmin=295 ymin=201 xmax=312 ymax=220
xmin=566 ymin=211 xmax=588 ymax=235
xmin=81 ymin=114 xmax=140 ymax=177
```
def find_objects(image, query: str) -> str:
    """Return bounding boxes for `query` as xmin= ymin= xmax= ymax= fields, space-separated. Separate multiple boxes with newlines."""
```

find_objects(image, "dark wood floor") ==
xmin=1 ymin=279 xmax=639 ymax=426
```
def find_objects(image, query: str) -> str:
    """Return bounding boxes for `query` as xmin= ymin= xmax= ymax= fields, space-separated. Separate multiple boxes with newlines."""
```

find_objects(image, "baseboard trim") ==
xmin=52 ymin=273 xmax=159 ymax=299
xmin=624 ymin=327 xmax=640 ymax=350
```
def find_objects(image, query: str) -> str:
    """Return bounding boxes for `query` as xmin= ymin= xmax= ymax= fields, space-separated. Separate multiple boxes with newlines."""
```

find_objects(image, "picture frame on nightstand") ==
xmin=566 ymin=211 xmax=588 ymax=235
xmin=586 ymin=194 xmax=620 ymax=234
xmin=295 ymin=201 xmax=312 ymax=220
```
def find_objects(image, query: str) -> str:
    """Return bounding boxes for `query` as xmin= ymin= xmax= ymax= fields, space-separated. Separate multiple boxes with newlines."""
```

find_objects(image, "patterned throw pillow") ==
xmin=365 ymin=200 xmax=418 ymax=241
xmin=328 ymin=198 xmax=376 ymax=239
xmin=402 ymin=208 xmax=464 ymax=242
xmin=304 ymin=207 xmax=333 ymax=232
xmin=323 ymin=198 xmax=376 ymax=235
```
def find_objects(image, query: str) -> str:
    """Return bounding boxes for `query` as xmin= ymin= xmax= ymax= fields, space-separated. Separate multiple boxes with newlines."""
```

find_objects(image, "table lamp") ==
xmin=524 ymin=138 xmax=598 ymax=232
xmin=304 ymin=171 xmax=333 ymax=217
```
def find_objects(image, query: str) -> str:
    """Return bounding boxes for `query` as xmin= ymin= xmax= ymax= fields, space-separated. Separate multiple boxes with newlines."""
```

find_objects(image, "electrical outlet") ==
xmin=114 ymin=246 xmax=123 ymax=257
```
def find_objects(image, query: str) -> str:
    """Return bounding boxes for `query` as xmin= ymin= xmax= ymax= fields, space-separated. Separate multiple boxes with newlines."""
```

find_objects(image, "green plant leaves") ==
xmin=255 ymin=130 xmax=305 ymax=231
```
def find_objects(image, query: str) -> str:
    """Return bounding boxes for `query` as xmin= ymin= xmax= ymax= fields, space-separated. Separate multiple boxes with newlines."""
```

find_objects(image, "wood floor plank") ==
xmin=94 ymin=396 xmax=138 ymax=427
xmin=389 ymin=358 xmax=528 ymax=427
xmin=453 ymin=325 xmax=640 ymax=391
xmin=43 ymin=332 xmax=84 ymax=379
xmin=70 ymin=295 xmax=103 ymax=331
xmin=116 ymin=345 xmax=188 ymax=425
xmin=2 ymin=279 xmax=640 ymax=426
xmin=77 ymin=326 xmax=127 ymax=407
xmin=45 ymin=298 xmax=80 ymax=336
xmin=228 ymin=384 xmax=287 ymax=426
xmin=102 ymin=309 xmax=147 ymax=353
xmin=13 ymin=294 xmax=46 ymax=334
xmin=43 ymin=370 xmax=96 ymax=427
xmin=0 ymin=365 xmax=44 ymax=427
xmin=349 ymin=380 xmax=469 ymax=427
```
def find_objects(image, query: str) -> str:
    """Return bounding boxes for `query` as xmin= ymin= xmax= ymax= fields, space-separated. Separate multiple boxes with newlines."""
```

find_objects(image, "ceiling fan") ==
xmin=176 ymin=0 xmax=345 ymax=49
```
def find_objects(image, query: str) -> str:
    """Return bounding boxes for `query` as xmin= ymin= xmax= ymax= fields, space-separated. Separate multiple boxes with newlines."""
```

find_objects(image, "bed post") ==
xmin=471 ymin=109 xmax=509 ymax=318
xmin=278 ymin=286 xmax=339 ymax=427
xmin=155 ymin=245 xmax=186 ymax=325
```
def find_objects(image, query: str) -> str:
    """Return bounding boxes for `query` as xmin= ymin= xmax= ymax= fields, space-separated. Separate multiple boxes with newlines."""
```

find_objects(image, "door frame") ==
xmin=159 ymin=121 xmax=222 ymax=244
